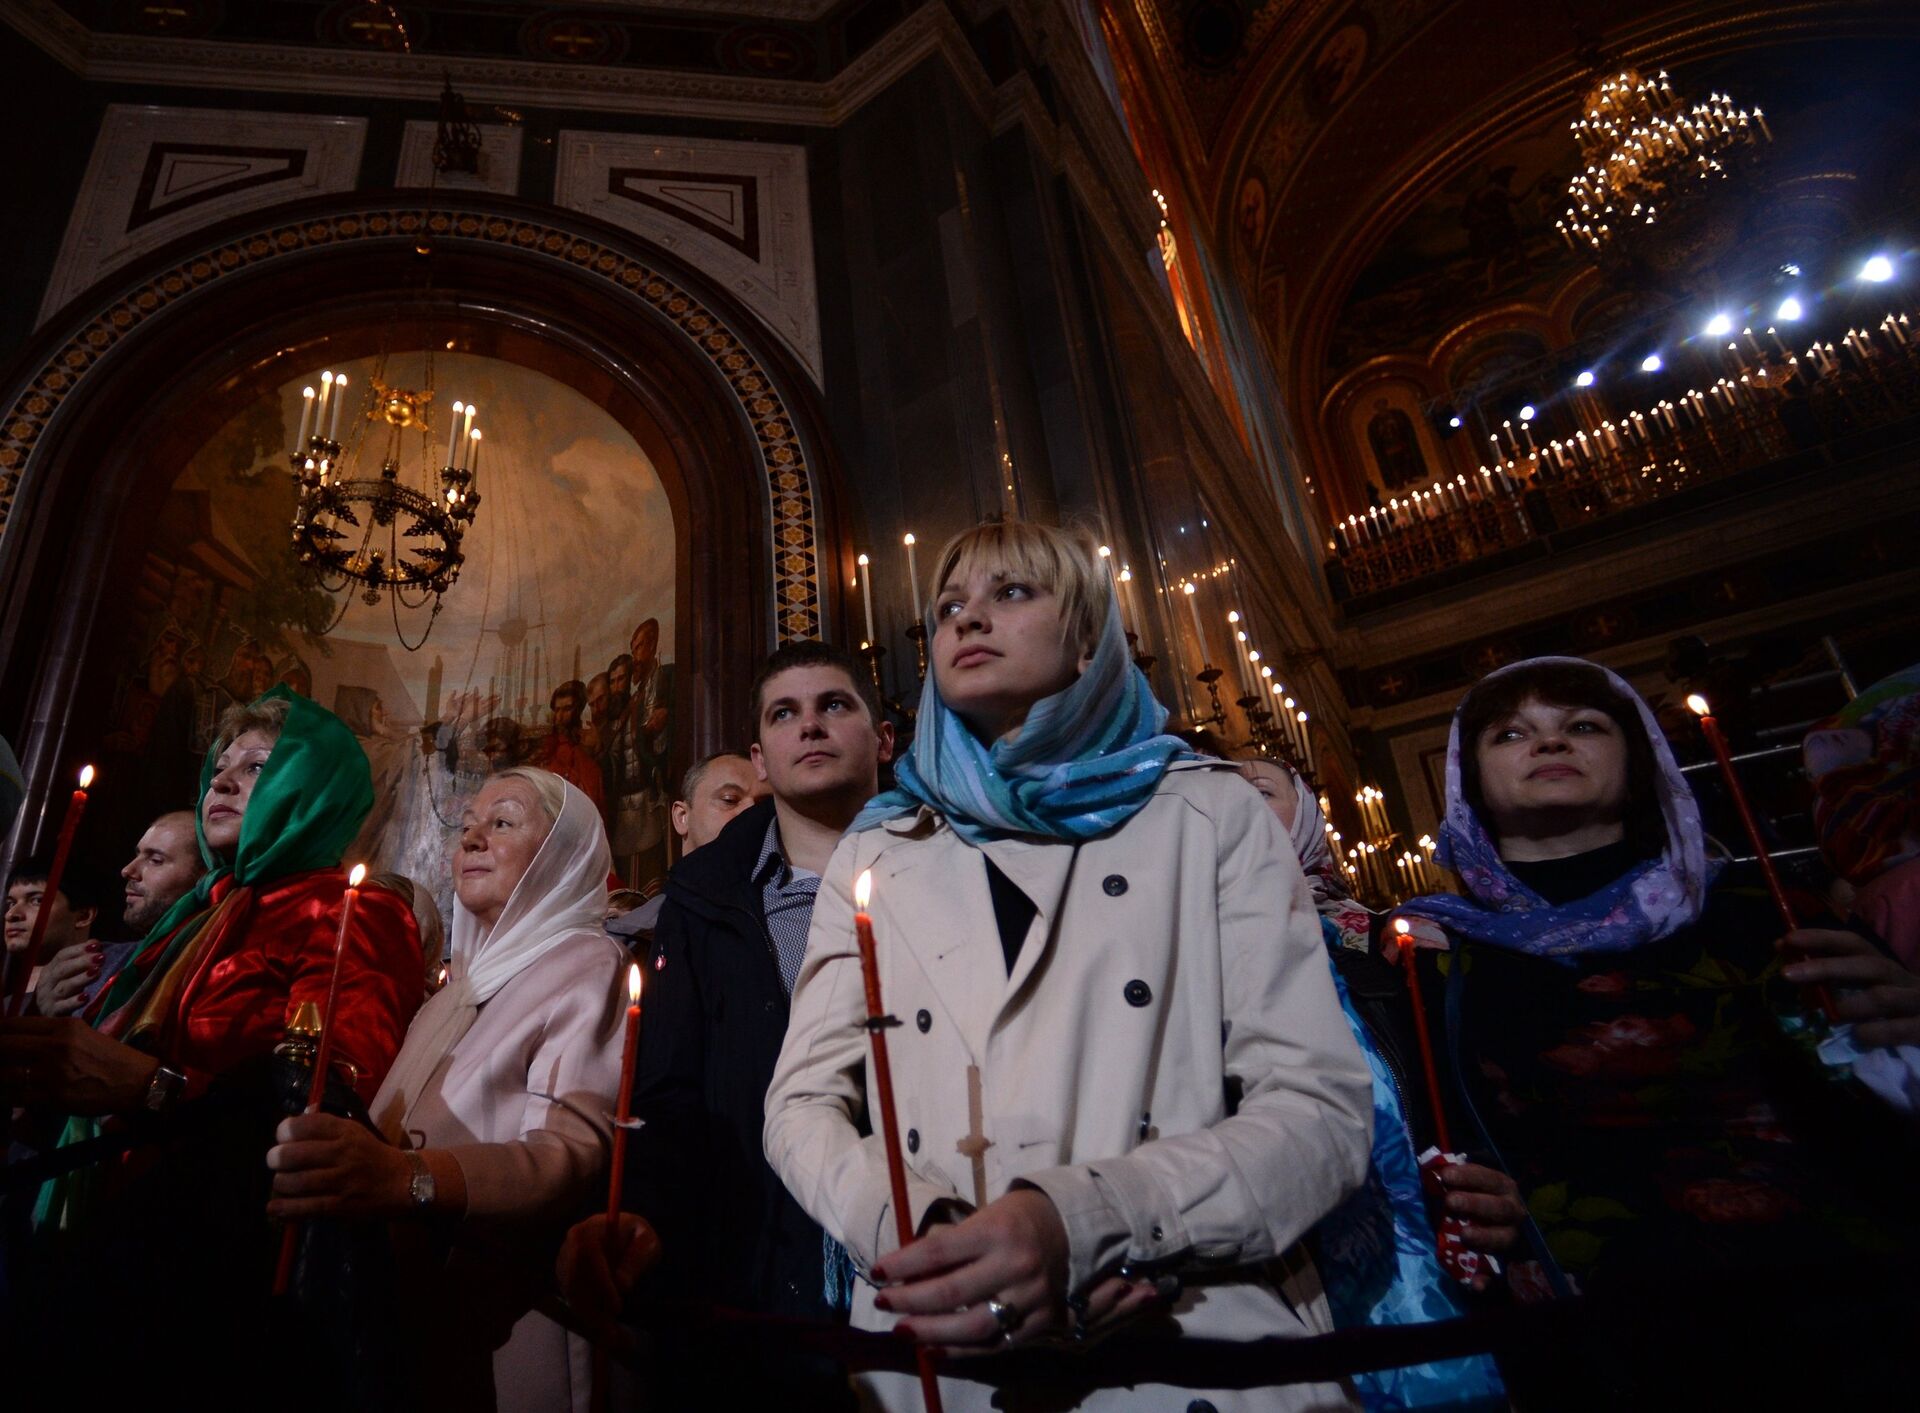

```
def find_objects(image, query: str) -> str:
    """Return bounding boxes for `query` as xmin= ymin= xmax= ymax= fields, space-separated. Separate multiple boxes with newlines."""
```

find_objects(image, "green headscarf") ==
xmin=95 ymin=685 xmax=375 ymax=1020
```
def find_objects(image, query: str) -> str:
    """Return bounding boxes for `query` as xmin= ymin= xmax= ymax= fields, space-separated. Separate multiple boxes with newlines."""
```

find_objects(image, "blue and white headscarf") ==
xmin=852 ymin=590 xmax=1194 ymax=844
xmin=1397 ymin=657 xmax=1719 ymax=960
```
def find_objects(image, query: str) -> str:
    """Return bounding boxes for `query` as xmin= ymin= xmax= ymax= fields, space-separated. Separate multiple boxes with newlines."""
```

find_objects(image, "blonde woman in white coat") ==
xmin=764 ymin=522 xmax=1372 ymax=1412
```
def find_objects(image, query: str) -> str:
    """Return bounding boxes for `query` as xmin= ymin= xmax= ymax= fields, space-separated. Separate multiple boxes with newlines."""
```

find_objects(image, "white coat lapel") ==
xmin=874 ymin=815 xmax=1000 ymax=1061
xmin=977 ymin=834 xmax=1081 ymax=1017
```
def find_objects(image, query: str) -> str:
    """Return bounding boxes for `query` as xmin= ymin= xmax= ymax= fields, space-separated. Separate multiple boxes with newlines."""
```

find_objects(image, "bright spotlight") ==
xmin=1641 ymin=353 xmax=1664 ymax=372
xmin=1574 ymin=370 xmax=1595 ymax=388
xmin=1860 ymin=254 xmax=1895 ymax=283
xmin=1775 ymin=296 xmax=1803 ymax=322
xmin=1518 ymin=405 xmax=1536 ymax=422
xmin=1704 ymin=313 xmax=1734 ymax=338
xmin=1448 ymin=415 xmax=1462 ymax=429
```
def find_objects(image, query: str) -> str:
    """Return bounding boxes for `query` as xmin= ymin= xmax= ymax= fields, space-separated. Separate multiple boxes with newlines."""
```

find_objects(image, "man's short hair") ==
xmin=747 ymin=642 xmax=881 ymax=742
xmin=7 ymin=854 xmax=118 ymax=917
xmin=677 ymin=751 xmax=746 ymax=803
xmin=551 ymin=679 xmax=586 ymax=711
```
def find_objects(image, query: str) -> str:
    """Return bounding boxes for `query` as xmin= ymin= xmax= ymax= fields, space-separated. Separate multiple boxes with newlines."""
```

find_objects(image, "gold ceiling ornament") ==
xmin=286 ymin=353 xmax=482 ymax=649
xmin=1558 ymin=67 xmax=1772 ymax=258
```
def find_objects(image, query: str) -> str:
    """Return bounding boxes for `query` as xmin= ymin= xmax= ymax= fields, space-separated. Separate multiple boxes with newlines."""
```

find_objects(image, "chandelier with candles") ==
xmin=1558 ymin=67 xmax=1771 ymax=258
xmin=287 ymin=357 xmax=483 ymax=646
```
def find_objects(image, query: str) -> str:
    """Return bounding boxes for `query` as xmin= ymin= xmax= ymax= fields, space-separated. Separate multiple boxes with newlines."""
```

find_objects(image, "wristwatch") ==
xmin=404 ymin=1148 xmax=437 ymax=1210
xmin=142 ymin=1064 xmax=185 ymax=1116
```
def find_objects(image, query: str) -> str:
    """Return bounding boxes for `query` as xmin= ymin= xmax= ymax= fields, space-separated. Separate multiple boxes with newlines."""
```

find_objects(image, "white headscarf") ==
xmin=372 ymin=771 xmax=612 ymax=1140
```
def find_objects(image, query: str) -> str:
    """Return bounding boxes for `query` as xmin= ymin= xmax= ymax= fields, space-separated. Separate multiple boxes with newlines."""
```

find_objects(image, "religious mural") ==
xmin=96 ymin=351 xmax=678 ymax=917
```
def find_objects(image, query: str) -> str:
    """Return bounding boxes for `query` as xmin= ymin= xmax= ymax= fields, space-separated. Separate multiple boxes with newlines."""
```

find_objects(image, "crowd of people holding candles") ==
xmin=2 ymin=519 xmax=1918 ymax=1410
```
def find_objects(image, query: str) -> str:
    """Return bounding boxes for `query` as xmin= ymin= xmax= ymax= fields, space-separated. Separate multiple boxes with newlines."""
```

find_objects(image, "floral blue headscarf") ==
xmin=1397 ymin=657 xmax=1719 ymax=959
xmin=852 ymin=589 xmax=1194 ymax=844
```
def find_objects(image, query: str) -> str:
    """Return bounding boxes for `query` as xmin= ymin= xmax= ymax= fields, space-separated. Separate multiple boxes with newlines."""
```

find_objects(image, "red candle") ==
xmin=853 ymin=870 xmax=944 ymax=1413
xmin=1392 ymin=918 xmax=1454 ymax=1153
xmin=5 ymin=765 xmax=93 ymax=1020
xmin=1686 ymin=695 xmax=1836 ymax=1020
xmin=273 ymin=862 xmax=366 ymax=1295
xmin=604 ymin=962 xmax=643 ymax=1234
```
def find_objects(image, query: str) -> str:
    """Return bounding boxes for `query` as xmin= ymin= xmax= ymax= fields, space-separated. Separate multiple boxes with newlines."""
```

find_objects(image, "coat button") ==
xmin=1102 ymin=874 xmax=1128 ymax=896
xmin=907 ymin=1128 xmax=920 ymax=1154
xmin=1124 ymin=979 xmax=1152 ymax=1007
xmin=916 ymin=1009 xmax=932 ymax=1033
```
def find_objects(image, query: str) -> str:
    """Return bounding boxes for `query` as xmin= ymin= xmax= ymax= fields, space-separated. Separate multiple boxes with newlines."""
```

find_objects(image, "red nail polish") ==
xmin=874 ymin=1294 xmax=893 ymax=1311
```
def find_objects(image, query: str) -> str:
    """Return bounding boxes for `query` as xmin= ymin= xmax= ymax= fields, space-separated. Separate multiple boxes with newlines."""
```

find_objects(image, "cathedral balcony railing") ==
xmin=1324 ymin=337 xmax=1920 ymax=611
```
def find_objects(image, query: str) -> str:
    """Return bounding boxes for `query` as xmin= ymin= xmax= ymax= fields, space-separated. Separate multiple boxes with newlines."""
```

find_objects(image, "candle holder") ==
xmin=1126 ymin=631 xmax=1156 ymax=678
xmin=859 ymin=642 xmax=917 ymax=731
xmin=905 ymin=622 xmax=929 ymax=682
xmin=1192 ymin=667 xmax=1228 ymax=731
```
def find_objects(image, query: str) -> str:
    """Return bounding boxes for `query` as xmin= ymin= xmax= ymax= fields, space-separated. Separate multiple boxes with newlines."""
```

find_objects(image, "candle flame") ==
xmin=628 ymin=961 xmax=643 ymax=1004
xmin=452 ymin=400 xmax=464 ymax=414
xmin=1685 ymin=694 xmax=1712 ymax=717
xmin=1183 ymin=581 xmax=1196 ymax=596
xmin=78 ymin=764 xmax=95 ymax=789
xmin=1098 ymin=545 xmax=1112 ymax=559
xmin=470 ymin=428 xmax=481 ymax=442
xmin=857 ymin=553 xmax=870 ymax=567
xmin=347 ymin=862 xmax=367 ymax=888
xmin=1227 ymin=610 xmax=1240 ymax=622
xmin=903 ymin=532 xmax=915 ymax=546
xmin=335 ymin=376 xmax=346 ymax=390
xmin=855 ymin=869 xmax=873 ymax=910
xmin=1393 ymin=917 xmax=1412 ymax=937
xmin=302 ymin=386 xmax=315 ymax=400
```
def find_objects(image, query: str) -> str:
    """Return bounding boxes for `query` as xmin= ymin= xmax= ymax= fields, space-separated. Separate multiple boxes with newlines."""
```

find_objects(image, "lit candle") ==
xmin=296 ymin=387 xmax=315 ymax=453
xmin=468 ymin=429 xmax=481 ymax=480
xmin=316 ymin=370 xmax=333 ymax=430
xmin=853 ymin=871 xmax=946 ymax=1413
xmin=1685 ymin=695 xmax=1834 ymax=1020
xmin=604 ymin=962 xmax=644 ymax=1243
xmin=857 ymin=554 xmax=876 ymax=643
xmin=1392 ymin=917 xmax=1453 ymax=1149
xmin=4 ymin=765 xmax=94 ymax=1018
xmin=462 ymin=402 xmax=476 ymax=448
xmin=328 ymin=376 xmax=347 ymax=443
xmin=1297 ymin=710 xmax=1313 ymax=774
xmin=904 ymin=533 xmax=922 ymax=623
xmin=445 ymin=400 xmax=464 ymax=466
xmin=1182 ymin=582 xmax=1206 ymax=666
xmin=272 ymin=861 xmax=367 ymax=1295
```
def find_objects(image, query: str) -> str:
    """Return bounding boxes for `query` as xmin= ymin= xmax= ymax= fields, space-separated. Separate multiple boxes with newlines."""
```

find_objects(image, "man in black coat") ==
xmin=558 ymin=641 xmax=892 ymax=1406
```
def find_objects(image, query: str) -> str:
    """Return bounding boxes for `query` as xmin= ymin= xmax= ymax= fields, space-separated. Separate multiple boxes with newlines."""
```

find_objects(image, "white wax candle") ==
xmin=329 ymin=377 xmax=347 ymax=442
xmin=295 ymin=386 xmax=315 ymax=453
xmin=446 ymin=401 xmax=464 ymax=466
xmin=858 ymin=554 xmax=875 ymax=642
xmin=904 ymin=534 xmax=922 ymax=622
xmin=1183 ymin=583 xmax=1206 ymax=666
xmin=317 ymin=371 xmax=332 ymax=429
xmin=469 ymin=429 xmax=481 ymax=480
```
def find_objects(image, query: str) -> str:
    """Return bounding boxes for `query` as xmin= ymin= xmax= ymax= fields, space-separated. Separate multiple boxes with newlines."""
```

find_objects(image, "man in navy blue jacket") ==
xmin=557 ymin=641 xmax=892 ymax=1406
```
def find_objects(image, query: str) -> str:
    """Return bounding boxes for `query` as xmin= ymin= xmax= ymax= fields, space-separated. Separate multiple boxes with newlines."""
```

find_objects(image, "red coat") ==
xmin=163 ymin=868 xmax=424 ymax=1103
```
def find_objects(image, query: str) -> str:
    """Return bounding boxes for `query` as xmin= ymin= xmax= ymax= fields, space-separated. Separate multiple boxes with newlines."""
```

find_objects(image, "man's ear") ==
xmin=749 ymin=742 xmax=770 ymax=783
xmin=875 ymin=721 xmax=897 ymax=766
xmin=73 ymin=905 xmax=97 ymax=939
xmin=669 ymin=801 xmax=691 ymax=840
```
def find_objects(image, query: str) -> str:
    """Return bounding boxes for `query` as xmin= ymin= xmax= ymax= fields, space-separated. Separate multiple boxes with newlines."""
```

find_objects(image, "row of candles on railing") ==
xmin=1329 ymin=301 xmax=1918 ymax=560
xmin=1169 ymin=578 xmax=1317 ymax=773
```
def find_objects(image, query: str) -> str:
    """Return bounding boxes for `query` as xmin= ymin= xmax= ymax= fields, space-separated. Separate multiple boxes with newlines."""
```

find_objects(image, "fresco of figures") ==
xmin=97 ymin=350 xmax=678 ymax=917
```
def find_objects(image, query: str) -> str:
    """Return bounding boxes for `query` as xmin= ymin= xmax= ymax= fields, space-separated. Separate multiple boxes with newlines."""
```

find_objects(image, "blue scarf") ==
xmin=853 ymin=594 xmax=1194 ymax=844
xmin=1397 ymin=657 xmax=1719 ymax=960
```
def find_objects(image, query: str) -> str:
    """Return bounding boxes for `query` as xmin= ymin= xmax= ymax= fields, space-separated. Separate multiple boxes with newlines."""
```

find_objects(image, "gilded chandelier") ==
xmin=1558 ymin=68 xmax=1771 ymax=256
xmin=288 ymin=358 xmax=482 ymax=645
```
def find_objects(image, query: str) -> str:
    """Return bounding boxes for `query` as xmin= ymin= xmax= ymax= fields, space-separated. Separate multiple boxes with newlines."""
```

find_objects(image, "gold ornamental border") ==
xmin=0 ymin=204 xmax=822 ymax=643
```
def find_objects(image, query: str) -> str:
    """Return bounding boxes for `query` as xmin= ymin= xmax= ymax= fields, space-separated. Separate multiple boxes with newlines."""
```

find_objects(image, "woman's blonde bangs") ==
xmin=930 ymin=521 xmax=1107 ymax=647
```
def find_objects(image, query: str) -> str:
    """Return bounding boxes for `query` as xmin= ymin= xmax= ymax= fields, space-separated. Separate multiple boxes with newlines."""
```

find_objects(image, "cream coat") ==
xmin=765 ymin=762 xmax=1372 ymax=1412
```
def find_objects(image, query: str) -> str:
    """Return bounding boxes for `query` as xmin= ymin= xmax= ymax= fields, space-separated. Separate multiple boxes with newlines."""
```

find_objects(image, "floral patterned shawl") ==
xmin=1398 ymin=657 xmax=1719 ymax=960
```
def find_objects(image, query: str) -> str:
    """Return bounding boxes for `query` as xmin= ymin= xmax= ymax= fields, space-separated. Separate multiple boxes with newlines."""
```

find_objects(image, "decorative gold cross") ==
xmin=955 ymin=1063 xmax=992 ymax=1208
